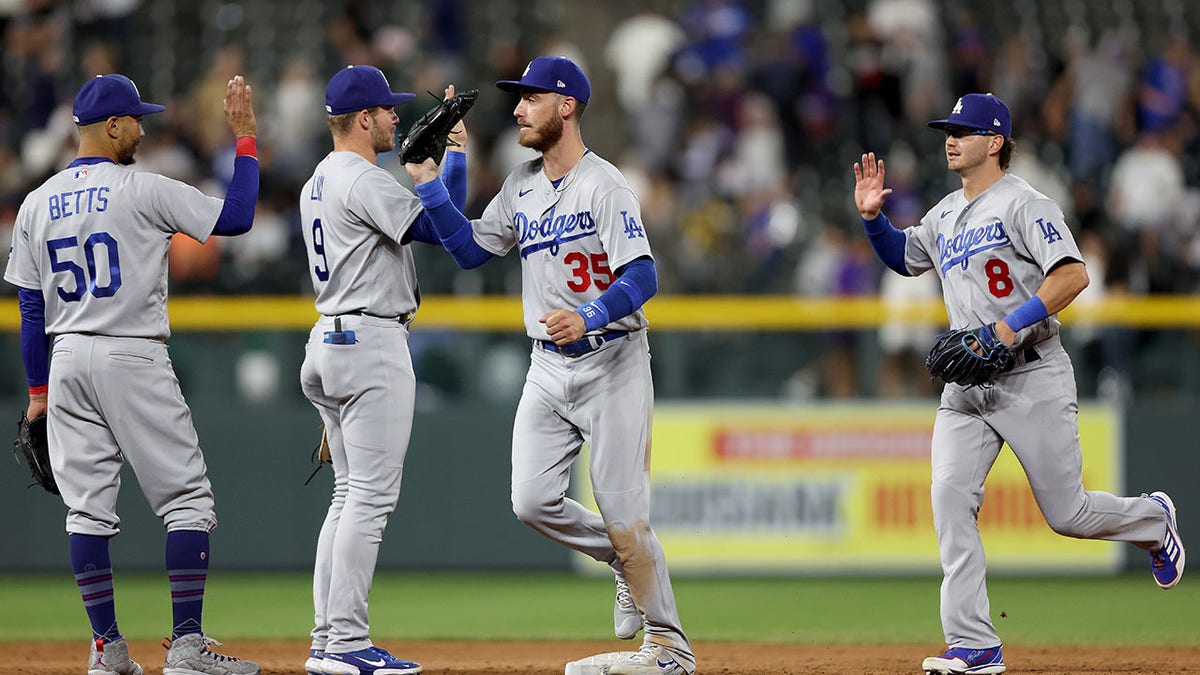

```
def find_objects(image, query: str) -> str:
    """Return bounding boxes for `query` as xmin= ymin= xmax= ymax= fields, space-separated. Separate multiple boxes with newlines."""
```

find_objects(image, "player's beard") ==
xmin=370 ymin=117 xmax=395 ymax=154
xmin=519 ymin=113 xmax=563 ymax=153
xmin=116 ymin=140 xmax=138 ymax=166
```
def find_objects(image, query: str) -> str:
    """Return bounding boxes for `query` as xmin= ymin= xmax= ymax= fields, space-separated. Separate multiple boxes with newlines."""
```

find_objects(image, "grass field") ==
xmin=3 ymin=571 xmax=1197 ymax=646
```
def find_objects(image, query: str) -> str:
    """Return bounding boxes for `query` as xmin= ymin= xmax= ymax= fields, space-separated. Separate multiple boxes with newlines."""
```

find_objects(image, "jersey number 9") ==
xmin=47 ymin=233 xmax=122 ymax=302
xmin=311 ymin=219 xmax=330 ymax=282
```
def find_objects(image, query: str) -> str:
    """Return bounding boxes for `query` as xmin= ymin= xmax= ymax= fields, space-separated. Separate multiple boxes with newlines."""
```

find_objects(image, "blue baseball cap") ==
xmin=325 ymin=65 xmax=415 ymax=115
xmin=72 ymin=74 xmax=166 ymax=126
xmin=496 ymin=56 xmax=591 ymax=105
xmin=928 ymin=93 xmax=1012 ymax=137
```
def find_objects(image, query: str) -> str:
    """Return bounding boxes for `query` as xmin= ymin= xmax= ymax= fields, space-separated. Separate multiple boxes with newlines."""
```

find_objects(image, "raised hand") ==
xmin=853 ymin=152 xmax=893 ymax=220
xmin=223 ymin=75 xmax=257 ymax=138
xmin=444 ymin=84 xmax=468 ymax=154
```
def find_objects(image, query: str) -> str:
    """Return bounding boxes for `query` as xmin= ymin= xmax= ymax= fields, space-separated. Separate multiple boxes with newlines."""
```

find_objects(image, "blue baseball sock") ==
xmin=166 ymin=529 xmax=209 ymax=639
xmin=69 ymin=533 xmax=121 ymax=642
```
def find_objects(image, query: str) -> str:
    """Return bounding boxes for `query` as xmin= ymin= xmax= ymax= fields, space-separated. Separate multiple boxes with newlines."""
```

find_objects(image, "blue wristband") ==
xmin=414 ymin=177 xmax=450 ymax=210
xmin=576 ymin=299 xmax=611 ymax=332
xmin=1003 ymin=295 xmax=1049 ymax=333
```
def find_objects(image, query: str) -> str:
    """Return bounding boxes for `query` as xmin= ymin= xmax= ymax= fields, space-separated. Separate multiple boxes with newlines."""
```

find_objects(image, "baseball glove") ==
xmin=304 ymin=424 xmax=332 ymax=486
xmin=13 ymin=412 xmax=58 ymax=495
xmin=397 ymin=88 xmax=479 ymax=165
xmin=925 ymin=323 xmax=1013 ymax=387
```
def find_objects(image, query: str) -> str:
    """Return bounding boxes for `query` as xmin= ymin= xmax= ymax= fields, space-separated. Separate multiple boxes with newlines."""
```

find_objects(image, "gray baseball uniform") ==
xmin=903 ymin=173 xmax=1168 ymax=648
xmin=471 ymin=152 xmax=694 ymax=670
xmin=4 ymin=161 xmax=224 ymax=536
xmin=298 ymin=151 xmax=423 ymax=655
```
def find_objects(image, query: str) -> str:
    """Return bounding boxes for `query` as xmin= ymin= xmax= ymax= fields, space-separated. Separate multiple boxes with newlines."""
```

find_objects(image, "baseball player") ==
xmin=4 ymin=74 xmax=260 ymax=675
xmin=853 ymin=93 xmax=1185 ymax=675
xmin=405 ymin=56 xmax=695 ymax=675
xmin=298 ymin=65 xmax=469 ymax=675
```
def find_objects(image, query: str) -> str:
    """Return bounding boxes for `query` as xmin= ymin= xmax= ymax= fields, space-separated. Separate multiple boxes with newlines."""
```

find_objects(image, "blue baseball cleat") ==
xmin=922 ymin=645 xmax=1005 ymax=674
xmin=1145 ymin=491 xmax=1185 ymax=589
xmin=322 ymin=646 xmax=422 ymax=675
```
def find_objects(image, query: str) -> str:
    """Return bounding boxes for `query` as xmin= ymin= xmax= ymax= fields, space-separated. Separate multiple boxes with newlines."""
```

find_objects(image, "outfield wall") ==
xmin=0 ymin=295 xmax=1196 ymax=573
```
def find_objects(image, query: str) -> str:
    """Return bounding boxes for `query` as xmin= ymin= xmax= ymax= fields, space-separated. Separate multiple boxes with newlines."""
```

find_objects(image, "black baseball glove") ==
xmin=925 ymin=323 xmax=1013 ymax=387
xmin=13 ymin=412 xmax=58 ymax=495
xmin=397 ymin=88 xmax=479 ymax=165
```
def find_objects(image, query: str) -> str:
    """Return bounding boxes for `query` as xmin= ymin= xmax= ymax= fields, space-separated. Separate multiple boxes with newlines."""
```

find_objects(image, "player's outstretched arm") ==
xmin=853 ymin=152 xmax=907 ymax=275
xmin=211 ymin=75 xmax=259 ymax=236
xmin=853 ymin=152 xmax=892 ymax=220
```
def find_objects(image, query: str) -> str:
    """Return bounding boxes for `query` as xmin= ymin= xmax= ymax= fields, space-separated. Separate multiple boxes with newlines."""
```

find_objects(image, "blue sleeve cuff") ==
xmin=577 ymin=300 xmax=612 ymax=332
xmin=1003 ymin=295 xmax=1049 ymax=333
xmin=415 ymin=177 xmax=450 ymax=210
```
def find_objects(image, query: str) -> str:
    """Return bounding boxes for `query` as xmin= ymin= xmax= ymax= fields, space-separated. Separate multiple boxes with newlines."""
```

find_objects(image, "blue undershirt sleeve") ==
xmin=414 ymin=178 xmax=493 ymax=269
xmin=861 ymin=212 xmax=910 ymax=276
xmin=17 ymin=288 xmax=49 ymax=388
xmin=211 ymin=155 xmax=259 ymax=236
xmin=442 ymin=151 xmax=467 ymax=211
xmin=576 ymin=257 xmax=658 ymax=332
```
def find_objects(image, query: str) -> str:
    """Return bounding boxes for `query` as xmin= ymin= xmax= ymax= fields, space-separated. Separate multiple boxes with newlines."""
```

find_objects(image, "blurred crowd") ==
xmin=2 ymin=0 xmax=1199 ymax=297
xmin=0 ymin=0 xmax=1198 ymax=398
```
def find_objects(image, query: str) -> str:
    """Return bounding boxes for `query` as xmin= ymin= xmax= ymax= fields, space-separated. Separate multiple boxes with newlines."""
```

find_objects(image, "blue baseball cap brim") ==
xmin=496 ymin=56 xmax=591 ymax=104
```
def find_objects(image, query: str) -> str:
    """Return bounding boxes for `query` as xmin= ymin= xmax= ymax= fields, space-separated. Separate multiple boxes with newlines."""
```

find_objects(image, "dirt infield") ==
xmin=16 ymin=639 xmax=1200 ymax=674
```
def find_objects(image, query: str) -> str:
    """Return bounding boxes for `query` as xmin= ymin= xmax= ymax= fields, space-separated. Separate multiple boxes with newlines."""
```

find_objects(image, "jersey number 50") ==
xmin=46 ymin=233 xmax=122 ymax=301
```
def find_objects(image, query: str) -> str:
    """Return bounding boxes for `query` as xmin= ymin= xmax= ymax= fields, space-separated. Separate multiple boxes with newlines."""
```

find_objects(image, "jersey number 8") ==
xmin=47 ymin=233 xmax=122 ymax=301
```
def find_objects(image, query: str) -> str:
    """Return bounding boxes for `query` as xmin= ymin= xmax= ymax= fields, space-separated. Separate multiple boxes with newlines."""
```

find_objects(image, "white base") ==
xmin=564 ymin=651 xmax=638 ymax=675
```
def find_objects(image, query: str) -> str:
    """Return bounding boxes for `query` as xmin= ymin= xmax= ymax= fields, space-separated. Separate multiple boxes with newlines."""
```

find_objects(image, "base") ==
xmin=564 ymin=651 xmax=638 ymax=675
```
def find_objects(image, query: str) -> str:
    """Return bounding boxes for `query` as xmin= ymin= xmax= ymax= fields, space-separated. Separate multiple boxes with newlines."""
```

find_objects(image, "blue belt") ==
xmin=538 ymin=331 xmax=627 ymax=357
xmin=342 ymin=310 xmax=415 ymax=324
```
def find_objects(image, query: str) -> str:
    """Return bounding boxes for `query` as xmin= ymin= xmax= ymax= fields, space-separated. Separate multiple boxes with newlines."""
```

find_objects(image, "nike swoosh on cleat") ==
xmin=519 ymin=188 xmax=533 ymax=197
xmin=657 ymin=659 xmax=675 ymax=669
xmin=361 ymin=657 xmax=387 ymax=666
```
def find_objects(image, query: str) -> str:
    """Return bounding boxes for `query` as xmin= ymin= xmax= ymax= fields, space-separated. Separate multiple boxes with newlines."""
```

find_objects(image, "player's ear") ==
xmin=559 ymin=96 xmax=575 ymax=118
xmin=106 ymin=116 xmax=121 ymax=139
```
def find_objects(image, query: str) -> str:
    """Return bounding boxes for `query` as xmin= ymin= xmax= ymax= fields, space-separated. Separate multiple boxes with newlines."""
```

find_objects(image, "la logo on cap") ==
xmin=952 ymin=98 xmax=963 ymax=114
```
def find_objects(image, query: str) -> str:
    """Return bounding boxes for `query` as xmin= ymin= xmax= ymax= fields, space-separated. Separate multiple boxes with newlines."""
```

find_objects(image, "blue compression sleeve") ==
xmin=212 ymin=155 xmax=259 ymax=236
xmin=576 ymin=257 xmax=658 ymax=332
xmin=414 ymin=178 xmax=493 ymax=269
xmin=1003 ymin=295 xmax=1049 ymax=333
xmin=17 ymin=288 xmax=49 ymax=389
xmin=442 ymin=151 xmax=467 ymax=211
xmin=861 ymin=213 xmax=909 ymax=276
xmin=406 ymin=214 xmax=440 ymax=244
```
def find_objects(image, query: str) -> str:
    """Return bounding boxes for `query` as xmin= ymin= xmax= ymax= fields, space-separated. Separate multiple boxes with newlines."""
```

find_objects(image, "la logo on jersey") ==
xmin=1037 ymin=217 xmax=1063 ymax=243
xmin=937 ymin=220 xmax=1010 ymax=273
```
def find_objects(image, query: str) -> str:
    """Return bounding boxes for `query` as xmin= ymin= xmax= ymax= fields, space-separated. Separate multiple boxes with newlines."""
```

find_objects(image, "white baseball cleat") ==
xmin=605 ymin=643 xmax=691 ymax=675
xmin=613 ymin=568 xmax=642 ymax=640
